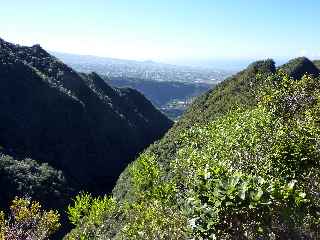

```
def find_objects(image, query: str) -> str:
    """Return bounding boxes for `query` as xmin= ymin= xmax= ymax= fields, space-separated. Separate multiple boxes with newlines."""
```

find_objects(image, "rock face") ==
xmin=0 ymin=38 xmax=172 ymax=193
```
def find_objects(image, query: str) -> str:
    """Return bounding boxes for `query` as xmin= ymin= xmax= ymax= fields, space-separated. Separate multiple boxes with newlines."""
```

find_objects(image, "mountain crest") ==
xmin=279 ymin=57 xmax=319 ymax=79
xmin=246 ymin=59 xmax=276 ymax=74
xmin=31 ymin=44 xmax=48 ymax=56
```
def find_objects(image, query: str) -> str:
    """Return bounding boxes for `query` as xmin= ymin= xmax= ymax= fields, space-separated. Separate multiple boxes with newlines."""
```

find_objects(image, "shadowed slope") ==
xmin=0 ymin=38 xmax=172 ymax=195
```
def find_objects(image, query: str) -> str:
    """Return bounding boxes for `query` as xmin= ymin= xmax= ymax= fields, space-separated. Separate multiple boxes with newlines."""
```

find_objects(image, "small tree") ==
xmin=0 ymin=197 xmax=60 ymax=240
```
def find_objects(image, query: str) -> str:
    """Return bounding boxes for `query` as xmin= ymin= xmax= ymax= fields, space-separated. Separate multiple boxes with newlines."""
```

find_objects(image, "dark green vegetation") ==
xmin=0 ymin=38 xmax=172 ymax=236
xmin=0 ymin=151 xmax=72 ymax=211
xmin=67 ymin=58 xmax=320 ymax=239
xmin=280 ymin=57 xmax=319 ymax=80
xmin=0 ymin=38 xmax=171 ymax=192
xmin=104 ymin=77 xmax=213 ymax=120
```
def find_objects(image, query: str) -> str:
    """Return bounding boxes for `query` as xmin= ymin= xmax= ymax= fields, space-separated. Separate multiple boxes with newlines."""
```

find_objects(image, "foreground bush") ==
xmin=66 ymin=193 xmax=188 ymax=239
xmin=66 ymin=72 xmax=320 ymax=239
xmin=0 ymin=197 xmax=60 ymax=240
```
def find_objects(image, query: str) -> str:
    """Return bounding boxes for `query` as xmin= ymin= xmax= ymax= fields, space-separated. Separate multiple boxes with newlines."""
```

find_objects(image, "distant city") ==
xmin=51 ymin=52 xmax=234 ymax=120
xmin=53 ymin=52 xmax=232 ymax=84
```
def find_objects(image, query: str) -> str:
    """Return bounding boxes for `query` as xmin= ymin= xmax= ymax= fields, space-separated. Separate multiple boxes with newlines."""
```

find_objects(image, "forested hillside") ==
xmin=66 ymin=58 xmax=320 ymax=239
xmin=0 ymin=38 xmax=172 ymax=237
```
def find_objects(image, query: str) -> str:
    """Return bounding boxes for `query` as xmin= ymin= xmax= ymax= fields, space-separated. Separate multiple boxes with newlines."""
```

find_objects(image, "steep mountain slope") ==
xmin=114 ymin=57 xmax=320 ymax=184
xmin=66 ymin=58 xmax=320 ymax=239
xmin=0 ymin=38 xmax=172 ymax=197
xmin=114 ymin=59 xmax=277 ymax=188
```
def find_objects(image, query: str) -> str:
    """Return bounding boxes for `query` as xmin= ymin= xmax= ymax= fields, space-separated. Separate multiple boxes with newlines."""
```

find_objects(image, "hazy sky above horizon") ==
xmin=1 ymin=0 xmax=319 ymax=64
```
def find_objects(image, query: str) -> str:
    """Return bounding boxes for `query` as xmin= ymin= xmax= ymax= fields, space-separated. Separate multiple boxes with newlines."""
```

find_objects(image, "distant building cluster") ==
xmin=73 ymin=62 xmax=228 ymax=84
xmin=55 ymin=53 xmax=231 ymax=84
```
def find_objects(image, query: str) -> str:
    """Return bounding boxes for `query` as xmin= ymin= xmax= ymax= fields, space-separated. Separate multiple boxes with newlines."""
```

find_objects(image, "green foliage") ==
xmin=68 ymin=193 xmax=116 ymax=226
xmin=67 ymin=69 xmax=320 ymax=239
xmin=113 ymin=59 xmax=276 ymax=202
xmin=0 ymin=197 xmax=60 ymax=240
xmin=114 ymin=57 xmax=319 ymax=182
xmin=68 ymin=193 xmax=93 ymax=226
xmin=0 ymin=154 xmax=72 ymax=210
xmin=66 ymin=196 xmax=188 ymax=240
xmin=66 ymin=193 xmax=118 ymax=239
xmin=129 ymin=154 xmax=176 ymax=202
xmin=119 ymin=200 xmax=189 ymax=240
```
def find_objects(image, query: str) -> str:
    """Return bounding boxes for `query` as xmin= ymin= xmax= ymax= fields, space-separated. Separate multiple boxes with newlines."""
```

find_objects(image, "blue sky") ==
xmin=1 ymin=0 xmax=319 ymax=65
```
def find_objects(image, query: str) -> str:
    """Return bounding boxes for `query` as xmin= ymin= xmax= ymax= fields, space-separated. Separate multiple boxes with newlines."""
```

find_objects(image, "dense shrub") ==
xmin=66 ymin=72 xmax=320 ymax=239
xmin=65 ymin=192 xmax=188 ymax=240
xmin=0 ymin=197 xmax=60 ymax=240
xmin=0 ymin=154 xmax=72 ymax=210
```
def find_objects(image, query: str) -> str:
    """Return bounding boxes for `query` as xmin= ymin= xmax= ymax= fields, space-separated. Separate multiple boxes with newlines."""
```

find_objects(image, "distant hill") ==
xmin=104 ymin=76 xmax=213 ymax=120
xmin=0 ymin=38 xmax=172 ymax=206
xmin=279 ymin=57 xmax=319 ymax=79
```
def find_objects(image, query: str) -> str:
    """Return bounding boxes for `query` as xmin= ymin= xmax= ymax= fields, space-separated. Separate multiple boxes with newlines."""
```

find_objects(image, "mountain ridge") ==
xmin=0 ymin=38 xmax=172 ymax=199
xmin=110 ymin=57 xmax=320 ymax=203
